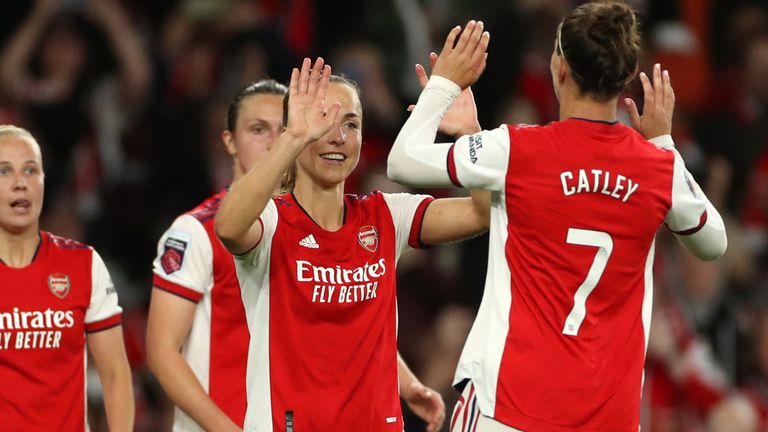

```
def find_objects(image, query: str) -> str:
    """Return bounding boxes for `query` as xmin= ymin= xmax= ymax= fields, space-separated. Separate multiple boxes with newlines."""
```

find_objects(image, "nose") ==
xmin=12 ymin=172 xmax=27 ymax=191
xmin=326 ymin=123 xmax=346 ymax=146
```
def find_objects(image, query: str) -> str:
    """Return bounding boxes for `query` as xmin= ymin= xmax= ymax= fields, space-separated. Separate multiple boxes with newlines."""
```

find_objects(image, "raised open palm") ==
xmin=411 ymin=52 xmax=481 ymax=137
xmin=286 ymin=57 xmax=341 ymax=144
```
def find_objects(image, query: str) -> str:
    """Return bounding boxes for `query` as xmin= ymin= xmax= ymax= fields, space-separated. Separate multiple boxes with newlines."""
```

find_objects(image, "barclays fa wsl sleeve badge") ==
xmin=358 ymin=225 xmax=379 ymax=253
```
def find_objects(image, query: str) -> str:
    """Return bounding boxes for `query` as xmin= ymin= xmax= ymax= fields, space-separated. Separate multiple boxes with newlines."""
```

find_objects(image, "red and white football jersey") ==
xmin=448 ymin=119 xmax=709 ymax=431
xmin=235 ymin=191 xmax=432 ymax=432
xmin=152 ymin=190 xmax=249 ymax=431
xmin=0 ymin=231 xmax=122 ymax=431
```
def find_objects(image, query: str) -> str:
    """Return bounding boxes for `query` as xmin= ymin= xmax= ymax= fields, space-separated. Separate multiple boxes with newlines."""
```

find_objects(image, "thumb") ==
xmin=325 ymin=102 xmax=342 ymax=123
xmin=415 ymin=63 xmax=429 ymax=89
xmin=625 ymin=98 xmax=641 ymax=131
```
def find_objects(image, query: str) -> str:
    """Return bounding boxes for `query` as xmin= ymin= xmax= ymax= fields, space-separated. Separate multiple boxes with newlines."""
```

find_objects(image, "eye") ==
xmin=0 ymin=167 xmax=9 ymax=175
xmin=344 ymin=122 xmax=360 ymax=130
xmin=24 ymin=166 xmax=40 ymax=175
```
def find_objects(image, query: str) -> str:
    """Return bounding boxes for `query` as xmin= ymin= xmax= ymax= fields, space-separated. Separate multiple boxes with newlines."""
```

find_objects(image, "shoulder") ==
xmin=45 ymin=231 xmax=92 ymax=252
xmin=186 ymin=190 xmax=227 ymax=222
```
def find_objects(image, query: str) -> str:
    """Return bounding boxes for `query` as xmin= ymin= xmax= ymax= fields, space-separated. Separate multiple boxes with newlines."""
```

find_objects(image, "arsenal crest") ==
xmin=48 ymin=273 xmax=70 ymax=299
xmin=358 ymin=225 xmax=379 ymax=253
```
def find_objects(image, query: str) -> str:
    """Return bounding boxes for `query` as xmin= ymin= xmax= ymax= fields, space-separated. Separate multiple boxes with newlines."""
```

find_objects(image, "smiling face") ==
xmin=223 ymin=93 xmax=285 ymax=179
xmin=295 ymin=82 xmax=363 ymax=188
xmin=0 ymin=134 xmax=44 ymax=235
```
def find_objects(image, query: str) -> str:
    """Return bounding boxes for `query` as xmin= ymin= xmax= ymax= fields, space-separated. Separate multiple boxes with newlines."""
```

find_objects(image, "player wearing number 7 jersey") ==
xmin=388 ymin=3 xmax=727 ymax=432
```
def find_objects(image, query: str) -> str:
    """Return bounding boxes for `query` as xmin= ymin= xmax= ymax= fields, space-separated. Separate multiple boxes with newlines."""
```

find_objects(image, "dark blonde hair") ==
xmin=278 ymin=75 xmax=361 ymax=193
xmin=558 ymin=0 xmax=642 ymax=101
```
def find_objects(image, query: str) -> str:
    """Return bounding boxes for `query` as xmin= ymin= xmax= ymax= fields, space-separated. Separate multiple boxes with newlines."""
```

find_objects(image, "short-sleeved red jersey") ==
xmin=0 ymin=231 xmax=122 ymax=431
xmin=449 ymin=119 xmax=709 ymax=431
xmin=235 ymin=191 xmax=432 ymax=432
xmin=152 ymin=190 xmax=249 ymax=430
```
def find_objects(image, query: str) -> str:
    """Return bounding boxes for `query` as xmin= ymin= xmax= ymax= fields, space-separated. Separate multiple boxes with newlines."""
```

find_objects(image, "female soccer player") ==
xmin=214 ymin=57 xmax=488 ymax=431
xmin=149 ymin=79 xmax=447 ymax=432
xmin=389 ymin=5 xmax=728 ymax=431
xmin=0 ymin=125 xmax=133 ymax=430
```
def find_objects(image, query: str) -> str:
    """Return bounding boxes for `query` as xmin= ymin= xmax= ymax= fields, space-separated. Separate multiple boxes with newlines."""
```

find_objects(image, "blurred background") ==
xmin=0 ymin=0 xmax=767 ymax=430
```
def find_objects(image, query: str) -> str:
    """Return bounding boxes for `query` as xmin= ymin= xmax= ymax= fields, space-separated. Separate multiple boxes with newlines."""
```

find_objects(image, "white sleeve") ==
xmin=449 ymin=126 xmax=510 ymax=191
xmin=387 ymin=75 xmax=461 ymax=188
xmin=382 ymin=193 xmax=434 ymax=259
xmin=234 ymin=199 xmax=279 ymax=267
xmin=84 ymin=250 xmax=123 ymax=332
xmin=151 ymin=215 xmax=213 ymax=302
xmin=650 ymin=135 xmax=728 ymax=261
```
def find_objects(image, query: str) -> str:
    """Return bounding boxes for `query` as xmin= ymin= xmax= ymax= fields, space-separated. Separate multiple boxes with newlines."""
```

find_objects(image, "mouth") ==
xmin=320 ymin=152 xmax=347 ymax=163
xmin=10 ymin=199 xmax=31 ymax=212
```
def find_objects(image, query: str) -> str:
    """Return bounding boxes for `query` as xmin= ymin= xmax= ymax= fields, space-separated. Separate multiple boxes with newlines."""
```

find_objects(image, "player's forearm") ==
xmin=397 ymin=352 xmax=419 ymax=394
xmin=388 ymin=76 xmax=459 ymax=187
xmin=215 ymin=132 xmax=305 ymax=251
xmin=0 ymin=8 xmax=49 ymax=91
xmin=100 ymin=359 xmax=135 ymax=432
xmin=148 ymin=346 xmax=241 ymax=431
xmin=649 ymin=135 xmax=728 ymax=260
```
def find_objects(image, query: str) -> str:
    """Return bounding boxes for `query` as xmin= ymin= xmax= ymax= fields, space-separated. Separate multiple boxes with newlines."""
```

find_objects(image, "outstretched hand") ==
xmin=625 ymin=63 xmax=675 ymax=139
xmin=403 ymin=382 xmax=446 ymax=432
xmin=285 ymin=57 xmax=341 ymax=143
xmin=409 ymin=52 xmax=481 ymax=137
xmin=431 ymin=20 xmax=490 ymax=90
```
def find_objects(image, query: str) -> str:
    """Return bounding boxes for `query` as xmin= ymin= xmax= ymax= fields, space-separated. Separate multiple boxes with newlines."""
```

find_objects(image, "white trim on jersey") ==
xmin=84 ymin=250 xmax=122 ymax=325
xmin=382 ymin=192 xmax=433 ymax=259
xmin=236 ymin=200 xmax=279 ymax=432
xmin=649 ymin=135 xmax=727 ymax=260
xmin=453 ymin=190 xmax=511 ymax=416
xmin=641 ymin=239 xmax=656 ymax=356
xmin=450 ymin=126 xmax=511 ymax=192
xmin=153 ymin=215 xmax=214 ymax=297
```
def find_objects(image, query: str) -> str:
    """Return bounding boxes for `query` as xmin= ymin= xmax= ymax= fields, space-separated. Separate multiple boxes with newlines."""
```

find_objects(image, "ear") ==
xmin=626 ymin=64 xmax=639 ymax=84
xmin=222 ymin=130 xmax=237 ymax=157
xmin=557 ymin=56 xmax=568 ymax=85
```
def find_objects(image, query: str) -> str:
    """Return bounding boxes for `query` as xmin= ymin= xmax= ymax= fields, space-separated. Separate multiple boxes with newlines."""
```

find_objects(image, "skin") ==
xmin=0 ymin=133 xmax=134 ymax=431
xmin=151 ymin=88 xmax=446 ymax=431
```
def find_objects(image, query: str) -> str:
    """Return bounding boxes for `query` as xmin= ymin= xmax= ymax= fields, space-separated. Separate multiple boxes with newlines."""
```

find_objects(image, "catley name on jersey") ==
xmin=560 ymin=168 xmax=640 ymax=202
xmin=0 ymin=307 xmax=74 ymax=349
xmin=297 ymin=258 xmax=386 ymax=304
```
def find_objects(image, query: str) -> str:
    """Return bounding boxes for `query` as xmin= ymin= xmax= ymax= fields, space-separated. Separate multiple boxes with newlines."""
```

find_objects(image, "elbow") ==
xmin=699 ymin=236 xmax=728 ymax=261
xmin=386 ymin=155 xmax=405 ymax=184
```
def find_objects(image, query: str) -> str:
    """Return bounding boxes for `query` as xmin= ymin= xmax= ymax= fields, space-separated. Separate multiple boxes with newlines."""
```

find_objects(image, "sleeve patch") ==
xmin=161 ymin=230 xmax=191 ymax=275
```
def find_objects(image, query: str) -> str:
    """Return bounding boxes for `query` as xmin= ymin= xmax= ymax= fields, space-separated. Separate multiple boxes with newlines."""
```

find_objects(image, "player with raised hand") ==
xmin=0 ymin=125 xmax=133 ymax=431
xmin=389 ymin=3 xmax=727 ymax=431
xmin=215 ymin=56 xmax=487 ymax=431
xmin=147 ymin=77 xmax=446 ymax=432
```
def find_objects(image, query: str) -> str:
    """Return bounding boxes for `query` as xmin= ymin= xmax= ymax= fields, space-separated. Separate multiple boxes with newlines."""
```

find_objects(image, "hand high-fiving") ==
xmin=625 ymin=63 xmax=675 ymax=139
xmin=431 ymin=20 xmax=490 ymax=90
xmin=285 ymin=57 xmax=342 ymax=143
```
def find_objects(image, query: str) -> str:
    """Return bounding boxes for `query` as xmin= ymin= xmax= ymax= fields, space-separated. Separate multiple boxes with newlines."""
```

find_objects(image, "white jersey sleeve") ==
xmin=84 ymin=249 xmax=123 ymax=332
xmin=152 ymin=215 xmax=213 ymax=302
xmin=651 ymin=135 xmax=727 ymax=260
xmin=382 ymin=193 xmax=434 ymax=259
xmin=234 ymin=199 xmax=279 ymax=268
xmin=447 ymin=126 xmax=510 ymax=191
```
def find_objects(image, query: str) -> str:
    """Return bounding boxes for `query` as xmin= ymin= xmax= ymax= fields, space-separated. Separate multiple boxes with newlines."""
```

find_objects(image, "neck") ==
xmin=292 ymin=177 xmax=345 ymax=231
xmin=0 ymin=228 xmax=40 ymax=268
xmin=558 ymin=85 xmax=618 ymax=123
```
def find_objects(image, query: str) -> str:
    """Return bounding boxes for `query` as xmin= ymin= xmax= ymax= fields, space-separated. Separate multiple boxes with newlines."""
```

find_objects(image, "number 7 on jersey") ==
xmin=562 ymin=228 xmax=614 ymax=336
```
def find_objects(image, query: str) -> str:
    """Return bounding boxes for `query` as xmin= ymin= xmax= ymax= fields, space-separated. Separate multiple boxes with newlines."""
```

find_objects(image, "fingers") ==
xmin=662 ymin=68 xmax=675 ymax=113
xmin=466 ymin=21 xmax=485 ymax=53
xmin=306 ymin=57 xmax=325 ymax=97
xmin=624 ymin=98 xmax=641 ymax=130
xmin=455 ymin=20 xmax=477 ymax=53
xmin=638 ymin=71 xmax=653 ymax=107
xmin=652 ymin=63 xmax=663 ymax=109
xmin=470 ymin=31 xmax=490 ymax=65
xmin=429 ymin=52 xmax=438 ymax=69
xmin=298 ymin=57 xmax=311 ymax=93
xmin=415 ymin=63 xmax=429 ymax=88
xmin=316 ymin=64 xmax=332 ymax=102
xmin=289 ymin=67 xmax=300 ymax=95
xmin=442 ymin=26 xmax=462 ymax=54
